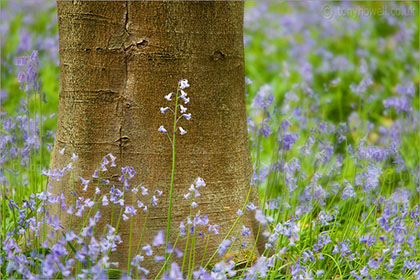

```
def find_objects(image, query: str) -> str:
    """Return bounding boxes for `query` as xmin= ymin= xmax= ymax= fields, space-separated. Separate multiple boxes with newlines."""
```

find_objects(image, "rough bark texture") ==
xmin=51 ymin=0 xmax=261 ymax=274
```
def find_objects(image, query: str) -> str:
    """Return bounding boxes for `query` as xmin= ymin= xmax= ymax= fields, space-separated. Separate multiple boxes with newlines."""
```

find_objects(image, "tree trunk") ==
xmin=51 ymin=0 xmax=261 ymax=274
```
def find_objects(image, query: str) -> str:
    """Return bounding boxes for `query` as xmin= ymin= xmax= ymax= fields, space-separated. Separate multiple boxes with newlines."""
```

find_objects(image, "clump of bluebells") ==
xmin=2 ymin=0 xmax=420 ymax=279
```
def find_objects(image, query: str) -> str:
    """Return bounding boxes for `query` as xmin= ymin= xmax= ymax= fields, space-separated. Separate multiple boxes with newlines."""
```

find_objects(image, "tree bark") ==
xmin=51 ymin=0 xmax=261 ymax=274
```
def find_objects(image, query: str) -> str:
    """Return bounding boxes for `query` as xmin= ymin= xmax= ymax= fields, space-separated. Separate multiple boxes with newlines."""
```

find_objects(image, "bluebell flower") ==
xmin=195 ymin=177 xmax=206 ymax=188
xmin=302 ymin=249 xmax=315 ymax=263
xmin=158 ymin=125 xmax=167 ymax=133
xmin=332 ymin=245 xmax=339 ymax=255
xmin=152 ymin=231 xmax=165 ymax=247
xmin=368 ymin=258 xmax=380 ymax=270
xmin=179 ymin=221 xmax=186 ymax=235
xmin=174 ymin=248 xmax=183 ymax=258
xmin=152 ymin=195 xmax=158 ymax=206
xmin=360 ymin=266 xmax=368 ymax=277
xmin=138 ymin=266 xmax=149 ymax=275
xmin=179 ymin=79 xmax=190 ymax=89
xmin=155 ymin=256 xmax=165 ymax=262
xmin=131 ymin=254 xmax=144 ymax=267
xmin=178 ymin=127 xmax=187 ymax=135
xmin=404 ymin=259 xmax=417 ymax=270
xmin=262 ymin=123 xmax=272 ymax=137
xmin=246 ymin=202 xmax=257 ymax=211
xmin=350 ymin=270 xmax=361 ymax=280
xmin=193 ymin=267 xmax=211 ymax=279
xmin=180 ymin=105 xmax=187 ymax=113
xmin=208 ymin=224 xmax=219 ymax=235
xmin=168 ymin=262 xmax=183 ymax=279
xmin=281 ymin=132 xmax=298 ymax=151
xmin=180 ymin=95 xmax=190 ymax=104
xmin=251 ymin=84 xmax=274 ymax=110
xmin=341 ymin=181 xmax=355 ymax=200
xmin=141 ymin=245 xmax=153 ymax=256
xmin=141 ymin=186 xmax=148 ymax=195
xmin=164 ymin=92 xmax=173 ymax=101
xmin=108 ymin=153 xmax=117 ymax=167
xmin=124 ymin=205 xmax=137 ymax=217
xmin=182 ymin=113 xmax=191 ymax=120
xmin=218 ymin=240 xmax=231 ymax=256
xmin=241 ymin=225 xmax=251 ymax=236
xmin=160 ymin=107 xmax=169 ymax=114
xmin=255 ymin=209 xmax=269 ymax=226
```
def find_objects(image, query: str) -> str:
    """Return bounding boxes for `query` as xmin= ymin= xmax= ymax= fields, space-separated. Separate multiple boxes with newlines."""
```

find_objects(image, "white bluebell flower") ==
xmin=180 ymin=105 xmax=187 ymax=113
xmin=164 ymin=92 xmax=173 ymax=101
xmin=179 ymin=127 xmax=187 ymax=135
xmin=182 ymin=113 xmax=191 ymax=120
xmin=184 ymin=193 xmax=191 ymax=200
xmin=141 ymin=186 xmax=148 ymax=195
xmin=180 ymin=95 xmax=190 ymax=104
xmin=179 ymin=79 xmax=189 ymax=89
xmin=160 ymin=107 xmax=169 ymax=114
xmin=102 ymin=195 xmax=108 ymax=206
xmin=189 ymin=184 xmax=200 ymax=197
xmin=195 ymin=177 xmax=206 ymax=188
xmin=158 ymin=125 xmax=167 ymax=133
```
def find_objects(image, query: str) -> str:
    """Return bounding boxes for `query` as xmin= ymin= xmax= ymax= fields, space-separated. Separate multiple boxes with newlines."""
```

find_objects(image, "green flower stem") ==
xmin=240 ymin=224 xmax=261 ymax=278
xmin=155 ymin=233 xmax=181 ymax=280
xmin=204 ymin=181 xmax=254 ymax=268
xmin=134 ymin=208 xmax=150 ymax=256
xmin=188 ymin=230 xmax=196 ymax=279
xmin=127 ymin=215 xmax=134 ymax=272
xmin=165 ymin=84 xmax=180 ymax=269
xmin=200 ymin=234 xmax=211 ymax=267
xmin=181 ymin=204 xmax=193 ymax=273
